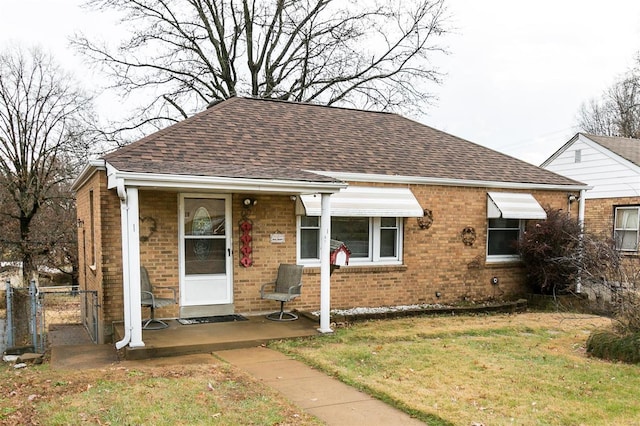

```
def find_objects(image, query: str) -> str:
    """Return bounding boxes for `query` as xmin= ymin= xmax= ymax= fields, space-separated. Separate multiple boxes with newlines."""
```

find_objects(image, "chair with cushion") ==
xmin=260 ymin=264 xmax=303 ymax=321
xmin=140 ymin=266 xmax=177 ymax=329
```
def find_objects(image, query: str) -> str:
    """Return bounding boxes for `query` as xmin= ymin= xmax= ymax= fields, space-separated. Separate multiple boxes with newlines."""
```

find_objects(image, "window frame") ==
xmin=614 ymin=205 xmax=640 ymax=252
xmin=297 ymin=216 xmax=404 ymax=266
xmin=486 ymin=217 xmax=524 ymax=263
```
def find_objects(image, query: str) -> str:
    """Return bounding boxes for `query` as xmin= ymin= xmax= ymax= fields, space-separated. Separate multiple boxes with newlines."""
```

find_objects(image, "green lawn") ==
xmin=271 ymin=312 xmax=640 ymax=425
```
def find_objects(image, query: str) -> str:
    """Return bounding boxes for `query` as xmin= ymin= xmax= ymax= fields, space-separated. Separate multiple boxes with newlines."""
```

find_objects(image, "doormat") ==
xmin=177 ymin=314 xmax=248 ymax=325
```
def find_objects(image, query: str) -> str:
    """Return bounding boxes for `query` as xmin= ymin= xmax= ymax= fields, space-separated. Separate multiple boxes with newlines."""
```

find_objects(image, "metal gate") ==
xmin=5 ymin=280 xmax=99 ymax=353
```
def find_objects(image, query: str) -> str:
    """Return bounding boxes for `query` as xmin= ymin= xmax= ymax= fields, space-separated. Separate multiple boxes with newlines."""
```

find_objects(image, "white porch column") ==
xmin=576 ymin=189 xmax=587 ymax=294
xmin=126 ymin=187 xmax=144 ymax=347
xmin=115 ymin=181 xmax=132 ymax=350
xmin=318 ymin=193 xmax=333 ymax=333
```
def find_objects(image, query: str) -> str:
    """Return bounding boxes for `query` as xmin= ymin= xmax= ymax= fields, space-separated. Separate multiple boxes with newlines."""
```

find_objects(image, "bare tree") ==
xmin=74 ymin=0 xmax=449 ymax=140
xmin=578 ymin=70 xmax=640 ymax=138
xmin=0 ymin=46 xmax=96 ymax=285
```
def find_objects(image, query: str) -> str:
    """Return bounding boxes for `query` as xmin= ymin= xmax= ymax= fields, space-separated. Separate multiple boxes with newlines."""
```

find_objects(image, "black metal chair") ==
xmin=140 ymin=266 xmax=177 ymax=329
xmin=260 ymin=264 xmax=303 ymax=321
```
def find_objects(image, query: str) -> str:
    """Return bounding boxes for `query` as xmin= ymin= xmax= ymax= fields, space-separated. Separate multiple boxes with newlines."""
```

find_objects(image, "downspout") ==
xmin=115 ymin=180 xmax=131 ymax=349
xmin=318 ymin=193 xmax=333 ymax=333
xmin=576 ymin=189 xmax=587 ymax=294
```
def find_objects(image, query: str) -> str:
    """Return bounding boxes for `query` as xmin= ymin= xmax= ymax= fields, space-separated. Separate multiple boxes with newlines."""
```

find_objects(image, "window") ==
xmin=487 ymin=218 xmax=523 ymax=260
xmin=614 ymin=206 xmax=640 ymax=252
xmin=298 ymin=216 xmax=402 ymax=264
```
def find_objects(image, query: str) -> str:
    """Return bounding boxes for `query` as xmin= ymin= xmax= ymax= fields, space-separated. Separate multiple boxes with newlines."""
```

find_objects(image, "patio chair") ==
xmin=140 ymin=266 xmax=177 ymax=329
xmin=260 ymin=264 xmax=303 ymax=321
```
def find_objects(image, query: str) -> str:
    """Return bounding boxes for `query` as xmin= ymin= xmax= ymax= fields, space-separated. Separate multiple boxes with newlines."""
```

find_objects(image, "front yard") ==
xmin=2 ymin=312 xmax=638 ymax=425
xmin=272 ymin=312 xmax=640 ymax=425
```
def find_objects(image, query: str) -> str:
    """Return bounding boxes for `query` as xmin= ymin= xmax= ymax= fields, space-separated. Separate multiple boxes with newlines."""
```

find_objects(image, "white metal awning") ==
xmin=298 ymin=187 xmax=424 ymax=217
xmin=487 ymin=192 xmax=547 ymax=220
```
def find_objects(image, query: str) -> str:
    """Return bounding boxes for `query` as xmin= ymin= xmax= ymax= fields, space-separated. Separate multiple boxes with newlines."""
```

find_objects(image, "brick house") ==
xmin=542 ymin=133 xmax=640 ymax=251
xmin=73 ymin=97 xmax=587 ymax=347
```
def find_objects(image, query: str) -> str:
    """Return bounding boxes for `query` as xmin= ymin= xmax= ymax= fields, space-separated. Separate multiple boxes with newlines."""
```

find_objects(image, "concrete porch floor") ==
xmin=114 ymin=313 xmax=321 ymax=360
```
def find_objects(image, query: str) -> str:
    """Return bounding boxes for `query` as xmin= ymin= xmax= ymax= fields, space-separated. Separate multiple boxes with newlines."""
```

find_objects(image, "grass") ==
xmin=0 ymin=356 xmax=322 ymax=425
xmin=271 ymin=312 xmax=640 ymax=425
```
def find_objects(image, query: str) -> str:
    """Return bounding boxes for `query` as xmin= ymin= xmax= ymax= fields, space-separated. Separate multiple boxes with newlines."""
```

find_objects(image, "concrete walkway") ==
xmin=215 ymin=347 xmax=425 ymax=425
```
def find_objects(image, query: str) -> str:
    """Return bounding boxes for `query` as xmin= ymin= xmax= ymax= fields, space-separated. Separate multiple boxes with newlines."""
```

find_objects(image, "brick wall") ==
xmin=584 ymin=196 xmax=640 ymax=238
xmin=82 ymin=181 xmax=574 ymax=340
xmin=286 ymin=186 xmax=574 ymax=312
xmin=75 ymin=171 xmax=116 ymax=343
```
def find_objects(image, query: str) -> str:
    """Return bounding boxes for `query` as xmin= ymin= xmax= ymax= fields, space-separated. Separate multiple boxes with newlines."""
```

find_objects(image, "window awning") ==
xmin=298 ymin=187 xmax=424 ymax=217
xmin=487 ymin=192 xmax=547 ymax=220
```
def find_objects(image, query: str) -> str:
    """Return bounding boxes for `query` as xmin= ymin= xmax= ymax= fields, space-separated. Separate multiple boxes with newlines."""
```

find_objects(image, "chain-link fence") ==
xmin=4 ymin=280 xmax=98 ymax=353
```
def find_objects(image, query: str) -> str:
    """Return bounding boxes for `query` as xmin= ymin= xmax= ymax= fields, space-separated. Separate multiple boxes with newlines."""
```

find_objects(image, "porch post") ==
xmin=126 ymin=187 xmax=144 ymax=347
xmin=576 ymin=189 xmax=587 ymax=294
xmin=318 ymin=193 xmax=333 ymax=333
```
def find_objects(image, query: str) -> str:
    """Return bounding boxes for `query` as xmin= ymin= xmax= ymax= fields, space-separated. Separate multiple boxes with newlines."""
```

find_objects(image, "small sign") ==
xmin=270 ymin=233 xmax=285 ymax=244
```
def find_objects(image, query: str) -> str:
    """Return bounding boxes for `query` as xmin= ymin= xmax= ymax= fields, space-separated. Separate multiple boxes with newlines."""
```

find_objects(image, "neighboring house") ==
xmin=72 ymin=97 xmax=587 ymax=347
xmin=542 ymin=133 xmax=640 ymax=251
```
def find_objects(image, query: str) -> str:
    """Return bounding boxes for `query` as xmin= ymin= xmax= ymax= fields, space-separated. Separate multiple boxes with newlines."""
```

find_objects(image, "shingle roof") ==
xmin=583 ymin=133 xmax=640 ymax=167
xmin=104 ymin=97 xmax=582 ymax=186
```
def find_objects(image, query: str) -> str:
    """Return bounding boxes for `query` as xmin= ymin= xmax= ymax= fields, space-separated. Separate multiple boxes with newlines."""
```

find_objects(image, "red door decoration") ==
xmin=239 ymin=207 xmax=254 ymax=267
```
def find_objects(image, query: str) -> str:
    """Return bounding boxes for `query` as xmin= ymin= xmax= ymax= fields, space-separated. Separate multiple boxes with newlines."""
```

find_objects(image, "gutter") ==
xmin=310 ymin=170 xmax=592 ymax=192
xmin=115 ymin=179 xmax=131 ymax=350
xmin=71 ymin=159 xmax=106 ymax=191
xmin=105 ymin=163 xmax=347 ymax=194
xmin=576 ymin=189 xmax=587 ymax=294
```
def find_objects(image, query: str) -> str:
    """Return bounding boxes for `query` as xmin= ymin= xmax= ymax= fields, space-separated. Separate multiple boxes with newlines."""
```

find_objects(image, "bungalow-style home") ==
xmin=542 ymin=133 xmax=640 ymax=251
xmin=72 ymin=97 xmax=588 ymax=348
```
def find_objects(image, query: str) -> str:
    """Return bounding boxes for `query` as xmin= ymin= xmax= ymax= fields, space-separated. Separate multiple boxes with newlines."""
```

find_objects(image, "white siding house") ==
xmin=542 ymin=133 xmax=640 ymax=252
xmin=541 ymin=133 xmax=640 ymax=200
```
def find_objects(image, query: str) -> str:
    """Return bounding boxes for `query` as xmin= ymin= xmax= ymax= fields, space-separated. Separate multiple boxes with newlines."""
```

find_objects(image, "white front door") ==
xmin=179 ymin=195 xmax=232 ymax=306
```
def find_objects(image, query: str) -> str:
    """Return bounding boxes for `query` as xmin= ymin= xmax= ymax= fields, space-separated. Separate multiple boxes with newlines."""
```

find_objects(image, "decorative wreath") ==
xmin=139 ymin=216 xmax=157 ymax=242
xmin=461 ymin=226 xmax=477 ymax=246
xmin=417 ymin=209 xmax=434 ymax=230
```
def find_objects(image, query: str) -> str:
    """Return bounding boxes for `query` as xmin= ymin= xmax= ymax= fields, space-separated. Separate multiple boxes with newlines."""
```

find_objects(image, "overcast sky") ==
xmin=2 ymin=0 xmax=640 ymax=165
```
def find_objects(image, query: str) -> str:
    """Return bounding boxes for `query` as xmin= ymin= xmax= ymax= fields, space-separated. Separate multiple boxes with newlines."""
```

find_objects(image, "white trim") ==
xmin=105 ymin=163 xmax=347 ymax=194
xmin=299 ymin=186 xmax=423 ymax=217
xmin=486 ymin=218 xmax=525 ymax=261
xmin=318 ymin=193 xmax=332 ymax=333
xmin=71 ymin=159 xmax=106 ymax=190
xmin=178 ymin=194 xmax=233 ymax=306
xmin=307 ymin=170 xmax=591 ymax=191
xmin=297 ymin=216 xmax=404 ymax=266
xmin=114 ymin=185 xmax=144 ymax=350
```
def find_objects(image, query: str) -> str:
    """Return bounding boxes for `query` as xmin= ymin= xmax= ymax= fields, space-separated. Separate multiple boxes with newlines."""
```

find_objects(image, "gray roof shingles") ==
xmin=583 ymin=133 xmax=640 ymax=167
xmin=104 ymin=97 xmax=582 ymax=186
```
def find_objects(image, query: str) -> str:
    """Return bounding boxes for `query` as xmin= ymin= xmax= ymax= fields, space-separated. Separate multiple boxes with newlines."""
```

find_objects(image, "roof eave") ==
xmin=309 ymin=170 xmax=592 ymax=192
xmin=539 ymin=132 xmax=581 ymax=167
xmin=71 ymin=159 xmax=107 ymax=191
xmin=106 ymin=163 xmax=347 ymax=194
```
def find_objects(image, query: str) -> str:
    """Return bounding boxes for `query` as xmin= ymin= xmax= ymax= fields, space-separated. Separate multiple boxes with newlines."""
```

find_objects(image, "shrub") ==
xmin=518 ymin=208 xmax=582 ymax=294
xmin=586 ymin=329 xmax=640 ymax=363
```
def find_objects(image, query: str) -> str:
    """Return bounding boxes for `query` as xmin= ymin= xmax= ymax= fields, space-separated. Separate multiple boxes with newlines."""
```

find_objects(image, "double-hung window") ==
xmin=298 ymin=216 xmax=403 ymax=265
xmin=487 ymin=218 xmax=523 ymax=260
xmin=486 ymin=192 xmax=546 ymax=262
xmin=614 ymin=206 xmax=640 ymax=252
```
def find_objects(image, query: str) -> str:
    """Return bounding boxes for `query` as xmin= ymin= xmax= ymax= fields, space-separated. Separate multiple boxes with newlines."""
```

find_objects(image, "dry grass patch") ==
xmin=272 ymin=312 xmax=640 ymax=425
xmin=0 ymin=356 xmax=321 ymax=425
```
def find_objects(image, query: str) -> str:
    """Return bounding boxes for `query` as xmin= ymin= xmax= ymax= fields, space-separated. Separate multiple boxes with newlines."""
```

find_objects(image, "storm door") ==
xmin=179 ymin=195 xmax=232 ymax=306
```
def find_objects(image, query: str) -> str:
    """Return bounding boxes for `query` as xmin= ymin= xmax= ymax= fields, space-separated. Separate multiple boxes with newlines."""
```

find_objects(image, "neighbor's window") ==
xmin=614 ymin=206 xmax=640 ymax=252
xmin=298 ymin=216 xmax=402 ymax=264
xmin=487 ymin=218 xmax=523 ymax=260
